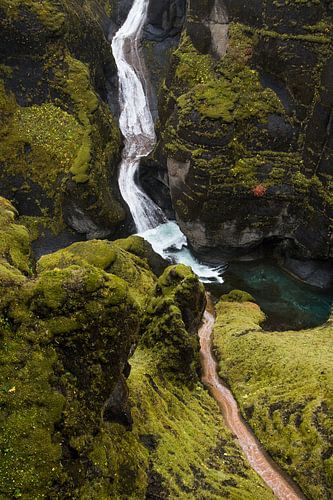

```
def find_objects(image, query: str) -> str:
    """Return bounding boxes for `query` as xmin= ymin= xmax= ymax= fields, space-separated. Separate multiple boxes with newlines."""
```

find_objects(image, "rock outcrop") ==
xmin=153 ymin=0 xmax=333 ymax=263
xmin=142 ymin=263 xmax=206 ymax=384
xmin=0 ymin=0 xmax=125 ymax=239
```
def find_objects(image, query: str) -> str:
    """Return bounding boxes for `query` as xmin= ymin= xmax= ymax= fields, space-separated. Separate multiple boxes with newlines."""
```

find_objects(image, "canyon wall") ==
xmin=153 ymin=0 xmax=332 ymax=262
xmin=0 ymin=0 xmax=126 ymax=239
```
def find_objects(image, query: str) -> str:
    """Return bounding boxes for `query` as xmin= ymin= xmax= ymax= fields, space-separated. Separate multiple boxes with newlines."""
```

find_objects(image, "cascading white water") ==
xmin=111 ymin=0 xmax=166 ymax=232
xmin=138 ymin=221 xmax=226 ymax=283
xmin=111 ymin=0 xmax=225 ymax=283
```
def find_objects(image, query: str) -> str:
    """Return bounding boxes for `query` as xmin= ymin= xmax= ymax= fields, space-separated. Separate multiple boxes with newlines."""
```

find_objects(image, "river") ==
xmin=199 ymin=295 xmax=305 ymax=499
xmin=111 ymin=1 xmax=306 ymax=498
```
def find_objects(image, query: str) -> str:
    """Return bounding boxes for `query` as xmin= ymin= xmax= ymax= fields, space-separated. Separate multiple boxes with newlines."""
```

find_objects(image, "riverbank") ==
xmin=199 ymin=294 xmax=305 ymax=499
xmin=212 ymin=295 xmax=333 ymax=499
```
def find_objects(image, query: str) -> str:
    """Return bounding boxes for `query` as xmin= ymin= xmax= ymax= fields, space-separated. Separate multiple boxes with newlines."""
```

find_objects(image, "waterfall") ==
xmin=111 ymin=0 xmax=166 ymax=233
xmin=111 ymin=0 xmax=225 ymax=283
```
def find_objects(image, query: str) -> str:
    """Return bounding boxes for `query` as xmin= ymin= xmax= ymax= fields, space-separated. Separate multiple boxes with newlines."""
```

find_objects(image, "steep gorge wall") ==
xmin=152 ymin=0 xmax=333 ymax=262
xmin=0 ymin=0 xmax=126 ymax=239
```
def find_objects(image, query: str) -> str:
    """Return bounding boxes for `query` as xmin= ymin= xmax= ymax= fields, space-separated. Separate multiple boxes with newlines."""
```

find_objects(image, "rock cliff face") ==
xmin=141 ymin=0 xmax=187 ymax=123
xmin=0 ymin=0 xmax=125 ymax=239
xmin=153 ymin=0 xmax=333 ymax=261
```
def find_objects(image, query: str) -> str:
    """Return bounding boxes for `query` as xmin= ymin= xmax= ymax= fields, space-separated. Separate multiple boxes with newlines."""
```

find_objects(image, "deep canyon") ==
xmin=0 ymin=0 xmax=332 ymax=499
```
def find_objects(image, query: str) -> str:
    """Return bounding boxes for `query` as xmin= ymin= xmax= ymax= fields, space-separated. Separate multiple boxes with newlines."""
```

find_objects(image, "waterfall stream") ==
xmin=111 ymin=0 xmax=166 ymax=232
xmin=111 ymin=0 xmax=224 ymax=283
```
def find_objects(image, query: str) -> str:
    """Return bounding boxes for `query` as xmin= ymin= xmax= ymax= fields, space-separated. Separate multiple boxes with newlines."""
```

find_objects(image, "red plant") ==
xmin=252 ymin=184 xmax=267 ymax=197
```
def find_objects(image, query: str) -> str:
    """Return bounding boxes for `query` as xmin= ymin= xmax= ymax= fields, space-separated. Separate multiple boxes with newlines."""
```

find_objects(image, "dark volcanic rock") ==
xmin=0 ymin=0 xmax=125 ymax=239
xmin=144 ymin=0 xmax=186 ymax=42
xmin=152 ymin=0 xmax=333 ymax=263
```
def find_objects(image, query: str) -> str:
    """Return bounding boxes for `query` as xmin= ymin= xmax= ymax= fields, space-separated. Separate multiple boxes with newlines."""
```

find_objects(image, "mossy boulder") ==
xmin=37 ymin=237 xmax=158 ymax=307
xmin=213 ymin=296 xmax=333 ymax=499
xmin=142 ymin=264 xmax=206 ymax=384
xmin=0 ymin=0 xmax=125 ymax=239
xmin=0 ymin=196 xmax=31 ymax=287
xmin=221 ymin=289 xmax=255 ymax=303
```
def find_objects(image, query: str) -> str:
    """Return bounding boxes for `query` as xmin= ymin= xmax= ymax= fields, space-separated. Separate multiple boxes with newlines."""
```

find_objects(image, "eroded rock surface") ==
xmin=153 ymin=0 xmax=333 ymax=262
xmin=0 ymin=0 xmax=125 ymax=239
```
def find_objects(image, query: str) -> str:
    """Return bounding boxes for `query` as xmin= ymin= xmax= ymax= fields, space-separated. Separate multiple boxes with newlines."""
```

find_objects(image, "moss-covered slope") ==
xmin=69 ymin=261 xmax=273 ymax=499
xmin=0 ymin=196 xmax=276 ymax=499
xmin=92 ymin=345 xmax=275 ymax=499
xmin=213 ymin=293 xmax=333 ymax=499
xmin=0 ymin=198 xmax=142 ymax=498
xmin=0 ymin=0 xmax=125 ymax=238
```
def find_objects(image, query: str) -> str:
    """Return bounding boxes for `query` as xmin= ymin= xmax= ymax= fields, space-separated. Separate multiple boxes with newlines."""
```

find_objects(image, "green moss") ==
xmin=18 ymin=216 xmax=64 ymax=242
xmin=142 ymin=265 xmax=206 ymax=384
xmin=228 ymin=152 xmax=304 ymax=192
xmin=80 ymin=346 xmax=275 ymax=499
xmin=258 ymin=28 xmax=331 ymax=44
xmin=213 ymin=298 xmax=333 ymax=499
xmin=60 ymin=55 xmax=98 ymax=183
xmin=221 ymin=289 xmax=255 ymax=303
xmin=32 ymin=265 xmax=105 ymax=311
xmin=0 ymin=331 xmax=65 ymax=499
xmin=38 ymin=240 xmax=117 ymax=272
xmin=0 ymin=0 xmax=65 ymax=31
xmin=0 ymin=262 xmax=27 ymax=286
xmin=174 ymin=34 xmax=214 ymax=86
xmin=0 ymin=78 xmax=87 ymax=192
xmin=37 ymin=238 xmax=157 ymax=308
xmin=0 ymin=197 xmax=32 ymax=280
xmin=13 ymin=103 xmax=84 ymax=184
xmin=172 ymin=25 xmax=283 ymax=126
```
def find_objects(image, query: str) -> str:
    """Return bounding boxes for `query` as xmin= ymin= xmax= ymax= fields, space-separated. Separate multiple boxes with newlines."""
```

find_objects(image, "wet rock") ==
xmin=144 ymin=0 xmax=186 ymax=42
xmin=0 ymin=0 xmax=125 ymax=239
xmin=187 ymin=0 xmax=229 ymax=57
xmin=103 ymin=375 xmax=133 ymax=430
xmin=154 ymin=0 xmax=332 ymax=263
xmin=281 ymin=256 xmax=333 ymax=290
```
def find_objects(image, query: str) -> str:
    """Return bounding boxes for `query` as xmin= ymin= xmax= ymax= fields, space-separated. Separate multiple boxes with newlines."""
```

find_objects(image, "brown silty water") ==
xmin=199 ymin=295 xmax=306 ymax=500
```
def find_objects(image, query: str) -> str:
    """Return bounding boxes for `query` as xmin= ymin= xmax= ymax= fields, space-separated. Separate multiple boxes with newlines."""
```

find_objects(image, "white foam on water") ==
xmin=140 ymin=222 xmax=225 ymax=283
xmin=111 ymin=0 xmax=225 ymax=283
